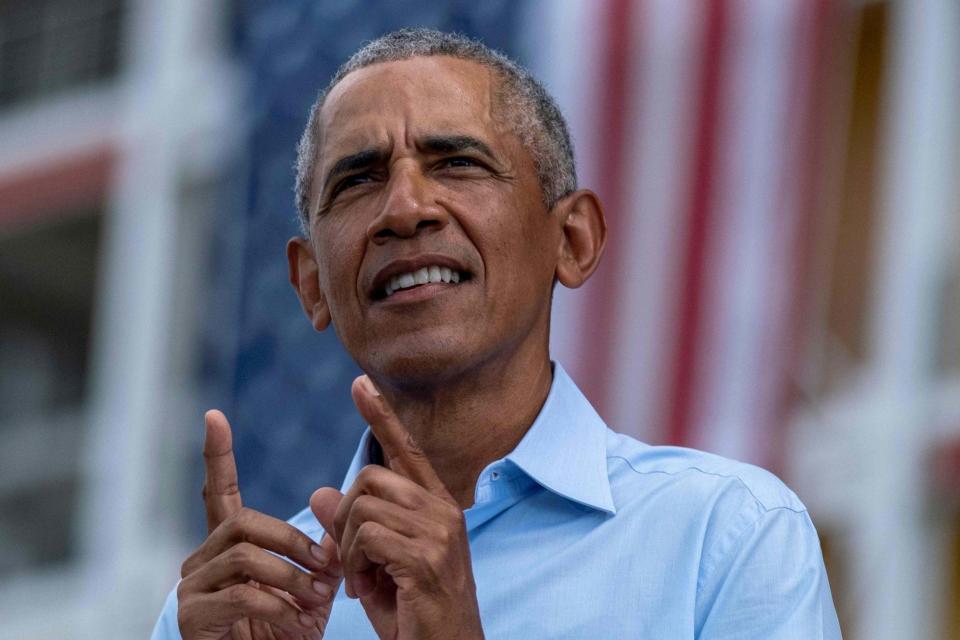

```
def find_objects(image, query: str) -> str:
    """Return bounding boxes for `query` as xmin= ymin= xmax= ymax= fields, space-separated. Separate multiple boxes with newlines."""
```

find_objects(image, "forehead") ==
xmin=318 ymin=56 xmax=507 ymax=161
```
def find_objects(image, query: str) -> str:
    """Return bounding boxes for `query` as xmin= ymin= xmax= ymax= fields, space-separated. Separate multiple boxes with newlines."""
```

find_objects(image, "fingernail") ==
xmin=310 ymin=544 xmax=328 ymax=567
xmin=313 ymin=580 xmax=333 ymax=598
xmin=361 ymin=375 xmax=380 ymax=397
xmin=299 ymin=612 xmax=315 ymax=628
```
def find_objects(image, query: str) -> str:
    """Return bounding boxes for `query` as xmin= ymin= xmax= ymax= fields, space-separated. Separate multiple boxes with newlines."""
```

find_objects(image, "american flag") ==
xmin=535 ymin=0 xmax=838 ymax=471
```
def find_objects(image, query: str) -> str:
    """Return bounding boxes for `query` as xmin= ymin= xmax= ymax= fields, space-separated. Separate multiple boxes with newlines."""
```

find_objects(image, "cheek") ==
xmin=459 ymin=192 xmax=555 ymax=279
xmin=316 ymin=235 xmax=362 ymax=305
xmin=486 ymin=222 xmax=556 ymax=301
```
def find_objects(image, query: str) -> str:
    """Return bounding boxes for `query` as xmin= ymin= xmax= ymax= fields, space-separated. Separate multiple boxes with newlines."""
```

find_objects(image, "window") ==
xmin=0 ymin=0 xmax=124 ymax=107
xmin=0 ymin=211 xmax=102 ymax=574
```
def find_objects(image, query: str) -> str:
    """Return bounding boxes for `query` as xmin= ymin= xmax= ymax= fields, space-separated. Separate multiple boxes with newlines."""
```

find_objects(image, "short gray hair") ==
xmin=294 ymin=28 xmax=577 ymax=231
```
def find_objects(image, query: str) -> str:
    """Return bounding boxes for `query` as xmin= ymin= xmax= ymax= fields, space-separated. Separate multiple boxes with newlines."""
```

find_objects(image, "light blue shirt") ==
xmin=153 ymin=363 xmax=841 ymax=638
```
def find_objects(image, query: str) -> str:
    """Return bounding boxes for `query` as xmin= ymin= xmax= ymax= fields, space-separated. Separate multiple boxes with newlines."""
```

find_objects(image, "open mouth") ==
xmin=380 ymin=265 xmax=470 ymax=299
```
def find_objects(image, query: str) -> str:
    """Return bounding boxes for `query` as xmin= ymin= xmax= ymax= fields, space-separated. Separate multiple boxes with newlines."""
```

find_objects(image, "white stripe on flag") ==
xmin=692 ymin=0 xmax=801 ymax=463
xmin=605 ymin=0 xmax=702 ymax=441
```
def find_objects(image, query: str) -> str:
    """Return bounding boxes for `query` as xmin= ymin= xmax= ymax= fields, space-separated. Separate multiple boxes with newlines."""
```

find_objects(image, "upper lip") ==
xmin=369 ymin=253 xmax=471 ymax=300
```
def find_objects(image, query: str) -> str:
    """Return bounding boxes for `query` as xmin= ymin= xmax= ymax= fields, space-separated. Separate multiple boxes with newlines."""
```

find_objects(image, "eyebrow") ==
xmin=418 ymin=135 xmax=497 ymax=160
xmin=320 ymin=148 xmax=387 ymax=197
xmin=320 ymin=135 xmax=499 ymax=198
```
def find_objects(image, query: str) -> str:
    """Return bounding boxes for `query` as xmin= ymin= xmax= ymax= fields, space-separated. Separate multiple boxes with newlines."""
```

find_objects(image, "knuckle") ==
xmin=414 ymin=548 xmax=440 ymax=580
xmin=202 ymin=478 xmax=240 ymax=501
xmin=435 ymin=525 xmax=452 ymax=547
xmin=228 ymin=508 xmax=254 ymax=537
xmin=236 ymin=506 xmax=254 ymax=524
xmin=229 ymin=541 xmax=257 ymax=564
xmin=354 ymin=466 xmax=370 ymax=484
xmin=353 ymin=494 xmax=375 ymax=515
xmin=180 ymin=553 xmax=199 ymax=579
xmin=226 ymin=583 xmax=254 ymax=610
xmin=423 ymin=546 xmax=445 ymax=572
xmin=220 ymin=480 xmax=241 ymax=498
xmin=176 ymin=579 xmax=190 ymax=601
xmin=403 ymin=432 xmax=424 ymax=457
xmin=355 ymin=521 xmax=378 ymax=546
xmin=355 ymin=464 xmax=380 ymax=486
xmin=407 ymin=490 xmax=428 ymax=510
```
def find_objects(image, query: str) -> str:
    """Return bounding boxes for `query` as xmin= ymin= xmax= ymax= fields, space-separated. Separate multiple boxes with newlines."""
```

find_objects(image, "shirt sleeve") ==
xmin=695 ymin=506 xmax=842 ymax=640
xmin=150 ymin=585 xmax=183 ymax=640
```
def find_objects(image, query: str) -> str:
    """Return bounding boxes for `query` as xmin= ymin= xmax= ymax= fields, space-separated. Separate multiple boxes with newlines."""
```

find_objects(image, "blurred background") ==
xmin=0 ymin=0 xmax=957 ymax=637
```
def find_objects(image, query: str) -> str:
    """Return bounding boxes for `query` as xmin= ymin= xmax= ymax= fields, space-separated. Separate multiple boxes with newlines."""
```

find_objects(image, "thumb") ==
xmin=310 ymin=487 xmax=344 ymax=541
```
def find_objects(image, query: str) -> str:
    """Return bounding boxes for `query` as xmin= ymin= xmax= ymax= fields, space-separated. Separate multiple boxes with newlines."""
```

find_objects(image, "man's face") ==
xmin=301 ymin=56 xmax=562 ymax=385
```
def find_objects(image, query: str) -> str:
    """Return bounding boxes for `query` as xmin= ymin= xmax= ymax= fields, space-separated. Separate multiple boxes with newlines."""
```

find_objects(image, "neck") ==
xmin=375 ymin=351 xmax=553 ymax=509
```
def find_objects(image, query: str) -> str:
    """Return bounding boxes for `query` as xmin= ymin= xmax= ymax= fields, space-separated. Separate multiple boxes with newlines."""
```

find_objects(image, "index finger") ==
xmin=203 ymin=409 xmax=243 ymax=533
xmin=350 ymin=376 xmax=448 ymax=496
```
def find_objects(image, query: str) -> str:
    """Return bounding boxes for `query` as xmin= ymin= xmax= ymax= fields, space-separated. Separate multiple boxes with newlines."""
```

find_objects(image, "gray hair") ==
xmin=294 ymin=28 xmax=577 ymax=232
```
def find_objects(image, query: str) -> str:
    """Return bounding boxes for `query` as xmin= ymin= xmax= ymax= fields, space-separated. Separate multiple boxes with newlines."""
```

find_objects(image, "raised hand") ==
xmin=177 ymin=410 xmax=343 ymax=639
xmin=311 ymin=376 xmax=485 ymax=640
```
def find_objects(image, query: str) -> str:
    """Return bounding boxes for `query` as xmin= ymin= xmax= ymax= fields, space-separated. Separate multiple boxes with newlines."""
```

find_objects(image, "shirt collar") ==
xmin=339 ymin=362 xmax=616 ymax=515
xmin=504 ymin=363 xmax=616 ymax=514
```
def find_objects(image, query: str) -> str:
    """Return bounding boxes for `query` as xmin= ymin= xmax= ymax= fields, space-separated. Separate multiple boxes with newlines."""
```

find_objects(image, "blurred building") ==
xmin=0 ymin=1 xmax=958 ymax=638
xmin=0 ymin=0 xmax=242 ymax=636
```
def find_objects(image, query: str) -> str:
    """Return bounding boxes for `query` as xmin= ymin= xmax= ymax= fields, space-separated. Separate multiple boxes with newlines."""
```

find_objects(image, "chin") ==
xmin=359 ymin=340 xmax=482 ymax=390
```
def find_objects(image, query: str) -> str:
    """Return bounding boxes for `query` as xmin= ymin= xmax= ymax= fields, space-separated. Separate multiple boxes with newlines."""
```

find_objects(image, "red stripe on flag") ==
xmin=664 ymin=0 xmax=729 ymax=446
xmin=577 ymin=0 xmax=639 ymax=414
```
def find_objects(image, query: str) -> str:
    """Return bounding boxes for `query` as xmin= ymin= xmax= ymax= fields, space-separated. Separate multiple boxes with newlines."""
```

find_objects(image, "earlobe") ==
xmin=554 ymin=190 xmax=607 ymax=289
xmin=286 ymin=236 xmax=331 ymax=331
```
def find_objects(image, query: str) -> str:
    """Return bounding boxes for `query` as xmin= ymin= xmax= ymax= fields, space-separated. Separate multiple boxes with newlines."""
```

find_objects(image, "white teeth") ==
xmin=384 ymin=265 xmax=464 ymax=297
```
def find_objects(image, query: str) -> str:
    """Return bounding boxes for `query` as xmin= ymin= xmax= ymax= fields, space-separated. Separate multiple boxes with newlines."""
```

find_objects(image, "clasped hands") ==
xmin=177 ymin=376 xmax=484 ymax=640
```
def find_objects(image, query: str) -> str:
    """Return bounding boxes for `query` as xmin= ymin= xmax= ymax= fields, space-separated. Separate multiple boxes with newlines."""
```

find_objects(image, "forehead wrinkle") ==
xmin=311 ymin=57 xmax=522 ymax=210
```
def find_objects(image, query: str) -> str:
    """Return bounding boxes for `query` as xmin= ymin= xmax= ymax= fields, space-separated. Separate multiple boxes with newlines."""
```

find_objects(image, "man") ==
xmin=154 ymin=29 xmax=841 ymax=639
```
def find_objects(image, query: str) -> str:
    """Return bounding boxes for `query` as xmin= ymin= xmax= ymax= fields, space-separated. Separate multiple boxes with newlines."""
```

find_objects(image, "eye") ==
xmin=332 ymin=172 xmax=374 ymax=197
xmin=440 ymin=156 xmax=481 ymax=169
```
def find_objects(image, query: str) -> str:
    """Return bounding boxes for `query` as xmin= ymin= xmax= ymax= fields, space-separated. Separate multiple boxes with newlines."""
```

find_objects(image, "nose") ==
xmin=366 ymin=161 xmax=449 ymax=243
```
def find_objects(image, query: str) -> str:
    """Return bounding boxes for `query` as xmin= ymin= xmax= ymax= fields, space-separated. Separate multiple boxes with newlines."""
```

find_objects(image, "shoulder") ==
xmin=601 ymin=432 xmax=829 ymax=601
xmin=603 ymin=429 xmax=807 ymax=515
xmin=602 ymin=432 xmax=838 ymax=626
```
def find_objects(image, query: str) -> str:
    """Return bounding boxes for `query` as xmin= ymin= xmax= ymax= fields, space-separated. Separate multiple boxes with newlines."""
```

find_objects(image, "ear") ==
xmin=286 ymin=236 xmax=331 ymax=332
xmin=554 ymin=189 xmax=607 ymax=288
